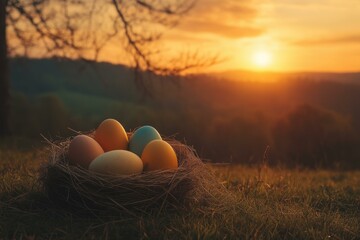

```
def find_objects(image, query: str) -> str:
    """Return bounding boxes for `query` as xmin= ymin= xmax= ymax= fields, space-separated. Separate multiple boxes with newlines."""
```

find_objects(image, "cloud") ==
xmin=177 ymin=19 xmax=264 ymax=39
xmin=175 ymin=0 xmax=265 ymax=39
xmin=192 ymin=0 xmax=258 ymax=21
xmin=163 ymin=31 xmax=216 ymax=43
xmin=274 ymin=0 xmax=360 ymax=8
xmin=291 ymin=34 xmax=360 ymax=46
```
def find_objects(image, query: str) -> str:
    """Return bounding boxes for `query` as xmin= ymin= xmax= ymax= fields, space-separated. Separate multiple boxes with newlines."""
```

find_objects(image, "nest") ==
xmin=40 ymin=135 xmax=228 ymax=216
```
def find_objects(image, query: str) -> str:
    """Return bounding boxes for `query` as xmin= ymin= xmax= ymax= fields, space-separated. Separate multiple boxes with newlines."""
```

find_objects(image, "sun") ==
xmin=252 ymin=51 xmax=272 ymax=68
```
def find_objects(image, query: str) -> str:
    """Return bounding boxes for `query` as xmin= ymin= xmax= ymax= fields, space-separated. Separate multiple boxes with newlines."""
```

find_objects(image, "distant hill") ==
xmin=9 ymin=57 xmax=360 ymax=166
xmin=9 ymin=57 xmax=360 ymax=124
xmin=11 ymin=58 xmax=360 ymax=93
xmin=211 ymin=69 xmax=360 ymax=84
xmin=10 ymin=57 xmax=138 ymax=100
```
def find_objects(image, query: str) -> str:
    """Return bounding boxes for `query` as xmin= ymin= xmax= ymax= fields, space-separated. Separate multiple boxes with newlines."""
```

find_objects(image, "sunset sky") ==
xmin=10 ymin=0 xmax=360 ymax=73
xmin=157 ymin=0 xmax=360 ymax=72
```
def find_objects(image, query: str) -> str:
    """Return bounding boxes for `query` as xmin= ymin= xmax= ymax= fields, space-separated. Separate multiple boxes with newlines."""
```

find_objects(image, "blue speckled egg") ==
xmin=129 ymin=126 xmax=162 ymax=156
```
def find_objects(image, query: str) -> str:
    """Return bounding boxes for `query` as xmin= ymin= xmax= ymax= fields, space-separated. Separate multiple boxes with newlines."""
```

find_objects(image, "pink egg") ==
xmin=68 ymin=135 xmax=104 ymax=168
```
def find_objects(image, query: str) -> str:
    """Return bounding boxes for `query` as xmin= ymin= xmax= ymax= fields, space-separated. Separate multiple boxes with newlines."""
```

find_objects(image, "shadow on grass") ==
xmin=0 ymin=190 xmax=149 ymax=239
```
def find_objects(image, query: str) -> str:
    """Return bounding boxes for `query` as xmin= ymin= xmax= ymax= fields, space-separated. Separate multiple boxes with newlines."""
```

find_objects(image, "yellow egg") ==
xmin=68 ymin=135 xmax=104 ymax=168
xmin=141 ymin=140 xmax=178 ymax=171
xmin=128 ymin=125 xmax=162 ymax=156
xmin=89 ymin=150 xmax=143 ymax=176
xmin=94 ymin=119 xmax=128 ymax=152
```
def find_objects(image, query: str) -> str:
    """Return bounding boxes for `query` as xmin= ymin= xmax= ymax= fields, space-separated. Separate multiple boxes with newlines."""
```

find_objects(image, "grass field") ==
xmin=0 ymin=147 xmax=359 ymax=240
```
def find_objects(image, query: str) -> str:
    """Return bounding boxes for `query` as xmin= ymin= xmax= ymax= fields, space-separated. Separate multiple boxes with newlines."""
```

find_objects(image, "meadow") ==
xmin=1 ymin=146 xmax=359 ymax=239
xmin=1 ymin=58 xmax=359 ymax=239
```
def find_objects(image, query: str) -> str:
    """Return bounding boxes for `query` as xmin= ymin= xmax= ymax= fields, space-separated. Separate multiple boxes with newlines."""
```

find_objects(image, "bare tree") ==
xmin=0 ymin=0 xmax=218 ymax=136
xmin=0 ymin=0 xmax=9 ymax=135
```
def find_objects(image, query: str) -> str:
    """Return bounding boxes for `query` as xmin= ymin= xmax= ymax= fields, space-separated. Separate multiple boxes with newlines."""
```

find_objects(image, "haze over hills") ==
xmin=8 ymin=57 xmax=360 ymax=167
xmin=11 ymin=57 xmax=360 ymax=85
xmin=211 ymin=69 xmax=360 ymax=84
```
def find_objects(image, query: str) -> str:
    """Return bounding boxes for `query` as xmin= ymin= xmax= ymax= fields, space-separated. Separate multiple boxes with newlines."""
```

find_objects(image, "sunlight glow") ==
xmin=252 ymin=51 xmax=272 ymax=68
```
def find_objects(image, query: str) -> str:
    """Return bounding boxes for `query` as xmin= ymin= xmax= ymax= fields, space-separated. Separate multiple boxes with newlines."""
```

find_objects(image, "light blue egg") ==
xmin=129 ymin=126 xmax=162 ymax=156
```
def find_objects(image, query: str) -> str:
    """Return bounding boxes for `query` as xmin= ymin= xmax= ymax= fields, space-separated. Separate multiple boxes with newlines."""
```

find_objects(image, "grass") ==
xmin=0 ymin=147 xmax=359 ymax=239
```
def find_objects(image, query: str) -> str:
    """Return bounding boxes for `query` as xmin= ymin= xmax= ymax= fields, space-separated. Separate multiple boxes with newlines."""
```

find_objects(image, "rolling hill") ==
xmin=8 ymin=57 xmax=360 ymax=167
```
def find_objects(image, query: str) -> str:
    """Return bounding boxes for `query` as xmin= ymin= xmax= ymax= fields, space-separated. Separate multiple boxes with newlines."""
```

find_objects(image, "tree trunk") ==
xmin=0 ymin=0 xmax=10 ymax=136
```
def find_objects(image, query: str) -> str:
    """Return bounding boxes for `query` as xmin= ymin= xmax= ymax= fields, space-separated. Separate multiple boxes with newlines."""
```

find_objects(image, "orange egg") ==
xmin=68 ymin=135 xmax=104 ymax=168
xmin=141 ymin=140 xmax=178 ymax=171
xmin=94 ymin=119 xmax=128 ymax=152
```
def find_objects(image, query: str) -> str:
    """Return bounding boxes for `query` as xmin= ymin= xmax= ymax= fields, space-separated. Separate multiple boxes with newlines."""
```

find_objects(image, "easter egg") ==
xmin=89 ymin=150 xmax=143 ymax=176
xmin=94 ymin=119 xmax=128 ymax=152
xmin=141 ymin=140 xmax=178 ymax=171
xmin=68 ymin=135 xmax=104 ymax=168
xmin=128 ymin=126 xmax=162 ymax=156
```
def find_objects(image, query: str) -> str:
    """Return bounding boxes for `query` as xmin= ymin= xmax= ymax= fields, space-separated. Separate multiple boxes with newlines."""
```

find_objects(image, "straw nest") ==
xmin=40 ymin=134 xmax=229 ymax=216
